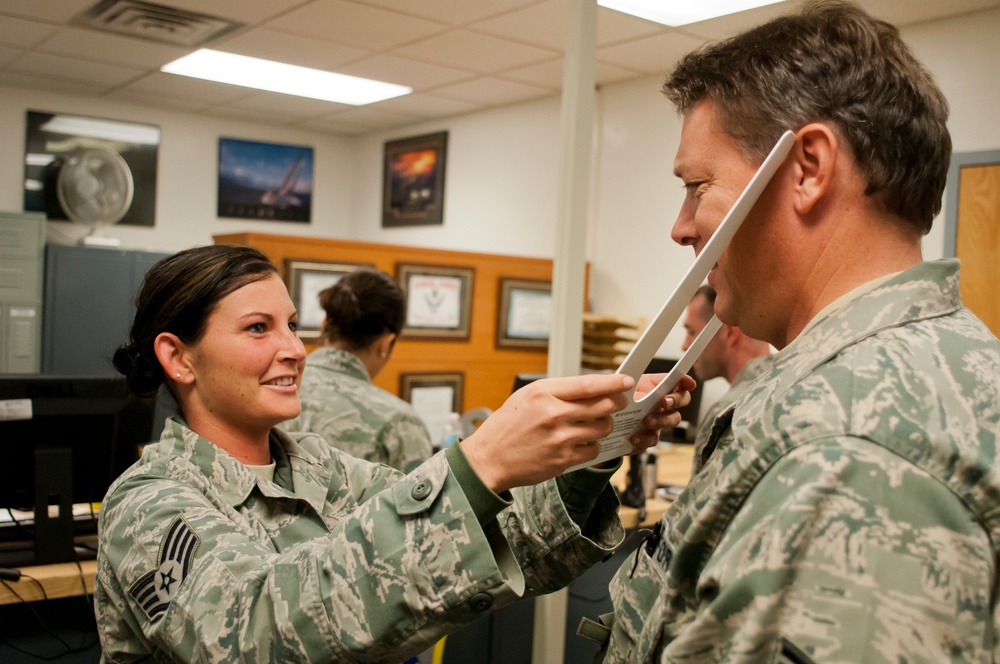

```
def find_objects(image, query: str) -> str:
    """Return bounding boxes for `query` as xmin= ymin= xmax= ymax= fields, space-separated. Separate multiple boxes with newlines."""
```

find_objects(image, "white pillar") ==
xmin=532 ymin=1 xmax=597 ymax=662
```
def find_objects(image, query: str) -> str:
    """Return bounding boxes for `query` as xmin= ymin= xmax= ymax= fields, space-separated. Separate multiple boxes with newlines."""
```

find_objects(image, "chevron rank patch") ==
xmin=129 ymin=515 xmax=200 ymax=621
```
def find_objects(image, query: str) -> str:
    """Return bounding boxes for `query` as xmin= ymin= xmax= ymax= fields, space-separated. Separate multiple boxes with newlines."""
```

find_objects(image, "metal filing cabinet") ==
xmin=0 ymin=212 xmax=45 ymax=374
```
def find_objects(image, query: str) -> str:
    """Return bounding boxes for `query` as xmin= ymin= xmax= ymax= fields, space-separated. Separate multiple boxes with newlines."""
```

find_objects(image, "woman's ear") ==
xmin=154 ymin=332 xmax=191 ymax=384
xmin=791 ymin=123 xmax=838 ymax=216
xmin=378 ymin=332 xmax=397 ymax=359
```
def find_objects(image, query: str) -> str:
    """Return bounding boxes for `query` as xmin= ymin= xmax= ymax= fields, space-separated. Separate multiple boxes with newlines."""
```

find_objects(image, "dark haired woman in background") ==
xmin=97 ymin=244 xmax=693 ymax=662
xmin=282 ymin=267 xmax=433 ymax=473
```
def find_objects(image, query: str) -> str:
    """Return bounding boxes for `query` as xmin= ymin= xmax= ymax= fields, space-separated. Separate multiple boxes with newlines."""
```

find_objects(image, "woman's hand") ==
xmin=459 ymin=373 xmax=695 ymax=493
xmin=460 ymin=374 xmax=633 ymax=493
xmin=627 ymin=373 xmax=696 ymax=455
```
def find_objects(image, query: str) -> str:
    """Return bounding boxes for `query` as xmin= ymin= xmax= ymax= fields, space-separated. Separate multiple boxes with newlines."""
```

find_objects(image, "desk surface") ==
xmin=0 ymin=559 xmax=96 ymax=605
xmin=614 ymin=444 xmax=693 ymax=529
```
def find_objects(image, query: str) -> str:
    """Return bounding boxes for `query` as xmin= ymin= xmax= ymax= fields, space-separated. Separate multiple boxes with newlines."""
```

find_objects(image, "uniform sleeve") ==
xmin=380 ymin=412 xmax=436 ymax=474
xmin=97 ymin=452 xmax=537 ymax=663
xmin=661 ymin=437 xmax=994 ymax=663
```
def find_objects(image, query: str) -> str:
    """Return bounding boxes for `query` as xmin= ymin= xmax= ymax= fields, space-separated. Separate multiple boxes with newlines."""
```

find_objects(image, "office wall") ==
xmin=0 ymin=85 xmax=357 ymax=252
xmin=0 ymin=7 xmax=996 ymax=362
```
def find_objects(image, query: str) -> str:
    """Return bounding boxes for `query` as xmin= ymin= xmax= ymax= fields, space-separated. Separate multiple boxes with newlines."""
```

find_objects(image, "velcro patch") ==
xmin=129 ymin=515 xmax=200 ymax=621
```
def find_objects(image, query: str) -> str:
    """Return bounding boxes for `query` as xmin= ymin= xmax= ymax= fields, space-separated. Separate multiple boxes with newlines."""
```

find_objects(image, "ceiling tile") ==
xmin=0 ymin=43 xmax=19 ymax=65
xmin=0 ymin=15 xmax=61 ymax=48
xmin=395 ymin=29 xmax=557 ymax=75
xmin=268 ymin=0 xmax=448 ymax=50
xmin=121 ymin=71 xmax=256 ymax=105
xmin=150 ymin=0 xmax=309 ymax=25
xmin=348 ymin=0 xmax=543 ymax=27
xmin=203 ymin=104 xmax=295 ymax=126
xmin=336 ymin=53 xmax=474 ymax=90
xmin=10 ymin=50 xmax=145 ymax=86
xmin=366 ymin=92 xmax=483 ymax=119
xmin=597 ymin=31 xmax=704 ymax=74
xmin=295 ymin=115 xmax=369 ymax=136
xmin=214 ymin=27 xmax=371 ymax=70
xmin=0 ymin=0 xmax=94 ymax=23
xmin=308 ymin=104 xmax=419 ymax=130
xmin=0 ymin=69 xmax=107 ymax=96
xmin=102 ymin=88 xmax=213 ymax=112
xmin=36 ymin=26 xmax=189 ymax=68
xmin=500 ymin=57 xmax=638 ymax=89
xmin=429 ymin=76 xmax=554 ymax=105
xmin=470 ymin=1 xmax=667 ymax=52
xmin=230 ymin=90 xmax=353 ymax=119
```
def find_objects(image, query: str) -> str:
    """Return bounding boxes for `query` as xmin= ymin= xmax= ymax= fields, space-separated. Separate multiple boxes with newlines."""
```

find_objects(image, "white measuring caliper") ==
xmin=567 ymin=130 xmax=796 ymax=472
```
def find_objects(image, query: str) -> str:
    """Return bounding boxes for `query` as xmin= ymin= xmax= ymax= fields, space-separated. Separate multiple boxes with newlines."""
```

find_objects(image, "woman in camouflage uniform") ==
xmin=97 ymin=244 xmax=691 ymax=663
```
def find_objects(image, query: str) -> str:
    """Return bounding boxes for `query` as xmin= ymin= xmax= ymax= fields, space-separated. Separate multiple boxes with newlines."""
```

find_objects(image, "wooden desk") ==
xmin=0 ymin=560 xmax=96 ymax=605
xmin=615 ymin=444 xmax=693 ymax=529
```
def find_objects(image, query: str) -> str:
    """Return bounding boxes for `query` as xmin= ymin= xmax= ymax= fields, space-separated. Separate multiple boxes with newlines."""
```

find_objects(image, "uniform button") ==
xmin=469 ymin=592 xmax=493 ymax=612
xmin=411 ymin=481 xmax=432 ymax=500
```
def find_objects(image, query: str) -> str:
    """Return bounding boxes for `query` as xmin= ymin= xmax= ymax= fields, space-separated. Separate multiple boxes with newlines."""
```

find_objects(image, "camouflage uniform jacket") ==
xmin=96 ymin=419 xmax=625 ymax=663
xmin=690 ymin=354 xmax=773 ymax=477
xmin=598 ymin=259 xmax=1000 ymax=663
xmin=282 ymin=347 xmax=434 ymax=473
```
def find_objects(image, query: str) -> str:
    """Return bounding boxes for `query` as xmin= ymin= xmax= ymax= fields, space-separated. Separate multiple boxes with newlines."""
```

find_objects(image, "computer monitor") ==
xmin=0 ymin=375 xmax=155 ymax=566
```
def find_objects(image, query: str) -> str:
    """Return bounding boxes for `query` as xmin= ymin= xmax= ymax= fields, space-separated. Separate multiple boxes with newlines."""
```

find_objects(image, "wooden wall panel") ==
xmin=214 ymin=232 xmax=579 ymax=413
xmin=956 ymin=164 xmax=1000 ymax=337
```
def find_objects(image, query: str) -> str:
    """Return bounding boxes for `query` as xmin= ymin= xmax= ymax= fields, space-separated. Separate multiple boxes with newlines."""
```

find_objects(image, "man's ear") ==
xmin=791 ymin=123 xmax=838 ymax=216
xmin=154 ymin=332 xmax=192 ymax=384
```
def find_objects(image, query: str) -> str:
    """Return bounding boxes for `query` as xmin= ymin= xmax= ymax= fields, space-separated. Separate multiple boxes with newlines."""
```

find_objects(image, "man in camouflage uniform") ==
xmin=282 ymin=346 xmax=434 ymax=473
xmin=681 ymin=285 xmax=772 ymax=476
xmin=97 ymin=417 xmax=624 ymax=662
xmin=584 ymin=1 xmax=1000 ymax=662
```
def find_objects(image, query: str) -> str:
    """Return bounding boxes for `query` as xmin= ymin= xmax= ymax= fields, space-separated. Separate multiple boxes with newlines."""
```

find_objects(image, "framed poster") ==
xmin=396 ymin=263 xmax=473 ymax=341
xmin=399 ymin=372 xmax=464 ymax=444
xmin=382 ymin=131 xmax=447 ymax=227
xmin=23 ymin=110 xmax=160 ymax=227
xmin=218 ymin=138 xmax=313 ymax=222
xmin=496 ymin=278 xmax=552 ymax=351
xmin=284 ymin=259 xmax=371 ymax=341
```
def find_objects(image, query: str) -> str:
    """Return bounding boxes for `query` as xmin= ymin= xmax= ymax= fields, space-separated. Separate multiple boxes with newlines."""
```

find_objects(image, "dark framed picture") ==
xmin=23 ymin=110 xmax=160 ymax=227
xmin=496 ymin=278 xmax=552 ymax=351
xmin=399 ymin=371 xmax=465 ymax=445
xmin=396 ymin=263 xmax=474 ymax=341
xmin=218 ymin=138 xmax=313 ymax=222
xmin=382 ymin=131 xmax=448 ymax=227
xmin=284 ymin=259 xmax=372 ymax=341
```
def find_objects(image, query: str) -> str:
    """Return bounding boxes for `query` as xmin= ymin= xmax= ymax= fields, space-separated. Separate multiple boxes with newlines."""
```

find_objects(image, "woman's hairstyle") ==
xmin=662 ymin=0 xmax=950 ymax=234
xmin=319 ymin=267 xmax=406 ymax=349
xmin=113 ymin=245 xmax=277 ymax=397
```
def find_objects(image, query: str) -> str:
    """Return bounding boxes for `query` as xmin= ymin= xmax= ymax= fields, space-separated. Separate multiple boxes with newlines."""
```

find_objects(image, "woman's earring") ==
xmin=176 ymin=373 xmax=181 ymax=379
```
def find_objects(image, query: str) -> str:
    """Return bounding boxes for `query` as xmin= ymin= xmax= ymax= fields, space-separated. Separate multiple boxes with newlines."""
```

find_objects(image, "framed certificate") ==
xmin=396 ymin=263 xmax=474 ymax=341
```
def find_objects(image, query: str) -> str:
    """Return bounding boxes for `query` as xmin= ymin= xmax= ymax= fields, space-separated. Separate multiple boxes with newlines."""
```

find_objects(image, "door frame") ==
xmin=944 ymin=149 xmax=1000 ymax=256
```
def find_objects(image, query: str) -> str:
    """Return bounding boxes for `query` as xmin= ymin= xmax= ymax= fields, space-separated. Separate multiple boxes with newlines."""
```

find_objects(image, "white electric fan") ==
xmin=54 ymin=147 xmax=134 ymax=246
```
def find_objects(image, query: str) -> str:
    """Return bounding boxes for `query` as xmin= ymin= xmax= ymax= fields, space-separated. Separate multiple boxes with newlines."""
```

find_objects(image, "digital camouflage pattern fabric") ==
xmin=690 ymin=354 xmax=773 ymax=476
xmin=282 ymin=347 xmax=434 ymax=473
xmin=596 ymin=260 xmax=1000 ymax=663
xmin=96 ymin=419 xmax=625 ymax=663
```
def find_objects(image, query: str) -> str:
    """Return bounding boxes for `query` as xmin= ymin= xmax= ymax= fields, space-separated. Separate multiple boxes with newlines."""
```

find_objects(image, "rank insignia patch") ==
xmin=129 ymin=516 xmax=200 ymax=620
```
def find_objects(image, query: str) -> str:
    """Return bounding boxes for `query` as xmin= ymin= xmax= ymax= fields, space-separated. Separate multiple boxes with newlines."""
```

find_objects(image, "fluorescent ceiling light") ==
xmin=39 ymin=115 xmax=161 ymax=145
xmin=598 ymin=0 xmax=785 ymax=27
xmin=162 ymin=49 xmax=411 ymax=105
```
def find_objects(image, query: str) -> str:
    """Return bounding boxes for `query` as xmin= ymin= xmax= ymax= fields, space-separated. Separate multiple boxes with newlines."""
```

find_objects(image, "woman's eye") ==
xmin=247 ymin=323 xmax=266 ymax=333
xmin=288 ymin=320 xmax=299 ymax=333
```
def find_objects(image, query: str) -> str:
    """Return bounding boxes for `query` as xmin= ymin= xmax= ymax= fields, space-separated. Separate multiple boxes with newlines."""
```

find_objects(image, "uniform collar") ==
xmin=748 ymin=259 xmax=962 ymax=414
xmin=307 ymin=347 xmax=371 ymax=382
xmin=159 ymin=417 xmax=334 ymax=512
